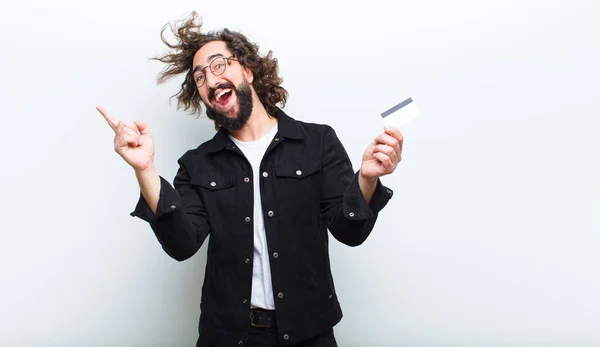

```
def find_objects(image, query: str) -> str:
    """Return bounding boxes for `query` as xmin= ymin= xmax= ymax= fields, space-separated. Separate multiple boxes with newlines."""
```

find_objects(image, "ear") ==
xmin=243 ymin=66 xmax=254 ymax=84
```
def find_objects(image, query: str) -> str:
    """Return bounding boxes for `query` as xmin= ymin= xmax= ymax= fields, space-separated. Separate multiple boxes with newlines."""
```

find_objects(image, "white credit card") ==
xmin=381 ymin=97 xmax=420 ymax=129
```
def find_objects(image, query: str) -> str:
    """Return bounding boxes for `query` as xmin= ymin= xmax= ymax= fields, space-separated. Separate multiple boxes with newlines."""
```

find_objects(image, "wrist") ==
xmin=135 ymin=165 xmax=157 ymax=179
xmin=358 ymin=171 xmax=378 ymax=186
xmin=358 ymin=171 xmax=377 ymax=205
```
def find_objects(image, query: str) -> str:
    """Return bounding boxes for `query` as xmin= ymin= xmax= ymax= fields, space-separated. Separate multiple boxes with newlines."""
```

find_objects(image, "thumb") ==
xmin=134 ymin=121 xmax=149 ymax=135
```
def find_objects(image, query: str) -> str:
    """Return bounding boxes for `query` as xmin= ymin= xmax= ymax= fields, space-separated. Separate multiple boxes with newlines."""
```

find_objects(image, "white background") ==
xmin=1 ymin=0 xmax=599 ymax=346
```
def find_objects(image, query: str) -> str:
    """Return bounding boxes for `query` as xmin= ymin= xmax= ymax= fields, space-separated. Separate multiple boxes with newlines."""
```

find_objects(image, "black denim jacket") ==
xmin=131 ymin=108 xmax=393 ymax=346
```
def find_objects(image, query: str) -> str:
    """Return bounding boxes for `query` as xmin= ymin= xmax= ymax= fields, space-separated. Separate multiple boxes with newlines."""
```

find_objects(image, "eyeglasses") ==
xmin=193 ymin=56 xmax=238 ymax=88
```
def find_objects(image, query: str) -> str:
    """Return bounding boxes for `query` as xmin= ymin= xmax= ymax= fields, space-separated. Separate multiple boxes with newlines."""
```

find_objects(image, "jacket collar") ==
xmin=206 ymin=108 xmax=303 ymax=153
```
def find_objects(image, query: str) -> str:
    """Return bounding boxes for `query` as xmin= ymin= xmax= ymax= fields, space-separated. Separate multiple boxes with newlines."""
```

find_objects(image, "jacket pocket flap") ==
xmin=275 ymin=160 xmax=321 ymax=179
xmin=191 ymin=172 xmax=235 ymax=190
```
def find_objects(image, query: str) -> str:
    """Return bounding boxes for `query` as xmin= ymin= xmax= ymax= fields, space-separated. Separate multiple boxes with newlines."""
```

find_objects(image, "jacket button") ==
xmin=238 ymin=340 xmax=243 ymax=346
xmin=245 ymin=217 xmax=251 ymax=222
xmin=295 ymin=170 xmax=302 ymax=176
xmin=210 ymin=181 xmax=216 ymax=187
xmin=272 ymin=252 xmax=279 ymax=259
xmin=245 ymin=258 xmax=250 ymax=264
xmin=244 ymin=177 xmax=250 ymax=183
xmin=262 ymin=172 xmax=269 ymax=178
xmin=283 ymin=334 xmax=289 ymax=340
xmin=267 ymin=210 xmax=274 ymax=217
xmin=349 ymin=212 xmax=355 ymax=217
xmin=243 ymin=299 xmax=248 ymax=304
xmin=170 ymin=205 xmax=176 ymax=209
xmin=278 ymin=292 xmax=284 ymax=299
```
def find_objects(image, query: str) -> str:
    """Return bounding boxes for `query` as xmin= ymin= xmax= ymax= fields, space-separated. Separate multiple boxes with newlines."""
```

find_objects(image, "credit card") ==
xmin=381 ymin=97 xmax=420 ymax=129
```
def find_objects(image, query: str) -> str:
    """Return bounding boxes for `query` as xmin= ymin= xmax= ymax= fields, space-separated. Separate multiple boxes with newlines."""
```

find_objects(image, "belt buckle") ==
xmin=250 ymin=310 xmax=271 ymax=328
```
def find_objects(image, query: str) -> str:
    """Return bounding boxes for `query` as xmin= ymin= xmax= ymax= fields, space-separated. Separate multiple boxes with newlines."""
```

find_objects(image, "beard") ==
xmin=205 ymin=79 xmax=253 ymax=131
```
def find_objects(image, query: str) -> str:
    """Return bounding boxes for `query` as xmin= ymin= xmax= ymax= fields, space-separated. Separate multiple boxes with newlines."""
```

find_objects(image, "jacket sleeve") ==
xmin=319 ymin=125 xmax=394 ymax=246
xmin=130 ymin=158 xmax=210 ymax=261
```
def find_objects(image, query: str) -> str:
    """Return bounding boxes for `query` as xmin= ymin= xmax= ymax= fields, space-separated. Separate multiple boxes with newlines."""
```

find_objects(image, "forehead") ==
xmin=192 ymin=41 xmax=232 ymax=69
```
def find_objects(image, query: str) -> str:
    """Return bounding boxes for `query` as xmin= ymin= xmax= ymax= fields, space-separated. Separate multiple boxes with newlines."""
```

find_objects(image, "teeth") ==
xmin=216 ymin=89 xmax=232 ymax=102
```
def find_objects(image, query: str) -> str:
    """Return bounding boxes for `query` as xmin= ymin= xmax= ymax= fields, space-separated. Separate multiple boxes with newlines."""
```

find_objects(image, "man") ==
xmin=97 ymin=12 xmax=403 ymax=347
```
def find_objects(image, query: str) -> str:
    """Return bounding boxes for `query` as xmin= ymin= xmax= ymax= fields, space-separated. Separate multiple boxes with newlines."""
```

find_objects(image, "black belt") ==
xmin=250 ymin=308 xmax=277 ymax=328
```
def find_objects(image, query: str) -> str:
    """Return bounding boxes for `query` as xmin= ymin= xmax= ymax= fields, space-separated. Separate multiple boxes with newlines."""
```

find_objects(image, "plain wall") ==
xmin=1 ymin=0 xmax=599 ymax=346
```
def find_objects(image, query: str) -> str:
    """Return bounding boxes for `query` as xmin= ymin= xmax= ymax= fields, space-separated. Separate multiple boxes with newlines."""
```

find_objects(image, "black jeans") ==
xmin=199 ymin=327 xmax=338 ymax=347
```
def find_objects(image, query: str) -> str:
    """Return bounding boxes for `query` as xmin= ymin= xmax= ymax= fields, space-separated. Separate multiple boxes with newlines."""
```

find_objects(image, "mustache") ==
xmin=208 ymin=82 xmax=236 ymax=102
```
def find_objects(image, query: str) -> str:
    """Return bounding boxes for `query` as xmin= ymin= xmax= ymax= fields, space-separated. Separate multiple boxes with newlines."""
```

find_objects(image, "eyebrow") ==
xmin=192 ymin=53 xmax=225 ymax=75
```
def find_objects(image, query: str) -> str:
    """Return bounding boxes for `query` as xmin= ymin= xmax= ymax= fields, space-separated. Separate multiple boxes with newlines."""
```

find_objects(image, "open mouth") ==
xmin=214 ymin=88 xmax=234 ymax=108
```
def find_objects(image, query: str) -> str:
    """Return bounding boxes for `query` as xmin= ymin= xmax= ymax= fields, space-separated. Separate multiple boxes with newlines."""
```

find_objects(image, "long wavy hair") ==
xmin=152 ymin=12 xmax=288 ymax=125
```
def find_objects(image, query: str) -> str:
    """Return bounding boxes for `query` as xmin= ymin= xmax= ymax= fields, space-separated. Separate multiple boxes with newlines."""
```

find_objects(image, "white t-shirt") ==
xmin=229 ymin=124 xmax=278 ymax=309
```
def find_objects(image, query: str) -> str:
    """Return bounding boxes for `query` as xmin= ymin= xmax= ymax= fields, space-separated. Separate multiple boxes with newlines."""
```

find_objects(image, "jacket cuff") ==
xmin=130 ymin=176 xmax=182 ymax=223
xmin=342 ymin=171 xmax=394 ymax=220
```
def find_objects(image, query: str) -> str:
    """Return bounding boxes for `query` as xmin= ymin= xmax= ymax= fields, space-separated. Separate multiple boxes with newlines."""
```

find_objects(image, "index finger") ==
xmin=96 ymin=106 xmax=119 ymax=131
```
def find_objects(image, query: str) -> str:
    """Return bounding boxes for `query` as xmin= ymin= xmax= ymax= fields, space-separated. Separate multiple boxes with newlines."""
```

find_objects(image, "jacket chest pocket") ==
xmin=190 ymin=172 xmax=236 ymax=212
xmin=274 ymin=160 xmax=321 ymax=200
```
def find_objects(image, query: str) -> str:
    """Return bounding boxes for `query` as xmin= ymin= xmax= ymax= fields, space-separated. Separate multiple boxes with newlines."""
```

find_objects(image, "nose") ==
xmin=204 ymin=70 xmax=222 ymax=90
